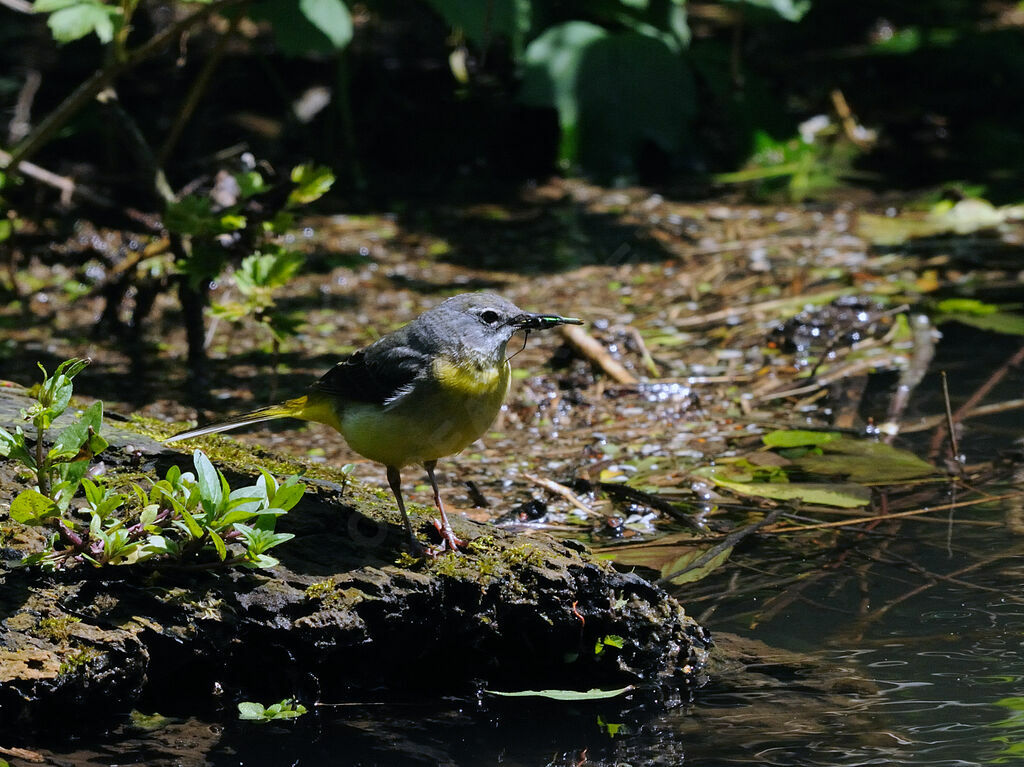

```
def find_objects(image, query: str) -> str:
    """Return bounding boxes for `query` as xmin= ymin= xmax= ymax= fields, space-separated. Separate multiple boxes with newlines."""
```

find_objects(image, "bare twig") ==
xmin=625 ymin=326 xmax=659 ymax=378
xmin=560 ymin=324 xmax=638 ymax=384
xmin=158 ymin=8 xmax=241 ymax=166
xmin=899 ymin=398 xmax=1024 ymax=434
xmin=9 ymin=69 xmax=41 ymax=144
xmin=764 ymin=492 xmax=1022 ymax=534
xmin=522 ymin=473 xmax=599 ymax=516
xmin=940 ymin=370 xmax=962 ymax=467
xmin=881 ymin=313 xmax=936 ymax=435
xmin=0 ymin=149 xmax=117 ymax=208
xmin=929 ymin=342 xmax=1024 ymax=459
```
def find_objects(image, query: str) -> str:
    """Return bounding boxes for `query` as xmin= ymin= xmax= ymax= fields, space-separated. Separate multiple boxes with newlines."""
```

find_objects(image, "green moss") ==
xmin=474 ymin=553 xmax=501 ymax=579
xmin=305 ymin=577 xmax=339 ymax=603
xmin=501 ymin=542 xmax=546 ymax=568
xmin=58 ymin=645 xmax=98 ymax=675
xmin=34 ymin=615 xmax=81 ymax=643
xmin=427 ymin=551 xmax=463 ymax=578
xmin=466 ymin=534 xmax=497 ymax=554
xmin=394 ymin=552 xmax=422 ymax=568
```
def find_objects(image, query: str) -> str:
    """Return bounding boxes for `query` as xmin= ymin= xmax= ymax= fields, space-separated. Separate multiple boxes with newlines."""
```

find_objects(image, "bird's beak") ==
xmin=510 ymin=312 xmax=584 ymax=330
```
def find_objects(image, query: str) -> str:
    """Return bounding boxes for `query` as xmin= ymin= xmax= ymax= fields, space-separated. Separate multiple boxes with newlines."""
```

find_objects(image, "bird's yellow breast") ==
xmin=325 ymin=355 xmax=511 ymax=468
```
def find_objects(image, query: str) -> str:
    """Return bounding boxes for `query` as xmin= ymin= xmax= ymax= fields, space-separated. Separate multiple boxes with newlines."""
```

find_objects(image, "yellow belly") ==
xmin=325 ymin=357 xmax=511 ymax=468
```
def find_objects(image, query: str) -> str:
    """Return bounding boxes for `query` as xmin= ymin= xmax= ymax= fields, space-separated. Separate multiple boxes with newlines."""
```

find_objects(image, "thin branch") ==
xmin=928 ymin=342 xmax=1024 ymax=459
xmin=0 ymin=149 xmax=117 ymax=208
xmin=764 ymin=492 xmax=1022 ymax=534
xmin=3 ymin=0 xmax=245 ymax=174
xmin=560 ymin=324 xmax=638 ymax=384
xmin=522 ymin=473 xmax=599 ymax=516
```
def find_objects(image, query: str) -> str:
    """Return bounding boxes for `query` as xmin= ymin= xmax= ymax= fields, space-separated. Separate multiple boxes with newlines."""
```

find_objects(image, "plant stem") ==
xmin=36 ymin=422 xmax=49 ymax=497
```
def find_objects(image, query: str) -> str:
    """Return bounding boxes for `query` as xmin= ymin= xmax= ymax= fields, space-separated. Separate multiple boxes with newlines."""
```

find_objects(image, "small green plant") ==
xmin=0 ymin=358 xmax=106 ymax=517
xmin=237 ymin=698 xmax=308 ymax=722
xmin=16 ymin=450 xmax=302 ymax=570
xmin=209 ymin=248 xmax=306 ymax=347
xmin=2 ymin=362 xmax=303 ymax=569
xmin=169 ymin=162 xmax=335 ymax=380
xmin=594 ymin=634 xmax=625 ymax=656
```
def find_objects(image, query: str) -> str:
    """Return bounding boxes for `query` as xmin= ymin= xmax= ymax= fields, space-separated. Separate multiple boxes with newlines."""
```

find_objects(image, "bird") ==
xmin=165 ymin=292 xmax=583 ymax=553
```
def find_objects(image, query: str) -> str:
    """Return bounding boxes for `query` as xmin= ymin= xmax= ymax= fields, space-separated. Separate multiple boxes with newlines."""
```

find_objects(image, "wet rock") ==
xmin=0 ymin=386 xmax=711 ymax=726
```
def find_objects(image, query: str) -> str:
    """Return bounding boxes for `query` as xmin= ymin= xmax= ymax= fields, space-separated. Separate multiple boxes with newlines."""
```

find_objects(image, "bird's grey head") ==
xmin=415 ymin=293 xmax=527 ymax=360
xmin=407 ymin=292 xmax=582 ymax=363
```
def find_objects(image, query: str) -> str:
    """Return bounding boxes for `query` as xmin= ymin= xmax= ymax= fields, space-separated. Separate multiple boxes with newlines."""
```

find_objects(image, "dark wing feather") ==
xmin=311 ymin=335 xmax=428 ymax=406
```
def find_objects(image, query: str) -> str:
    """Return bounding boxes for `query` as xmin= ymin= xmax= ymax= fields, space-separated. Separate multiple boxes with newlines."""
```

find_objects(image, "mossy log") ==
xmin=0 ymin=386 xmax=711 ymax=725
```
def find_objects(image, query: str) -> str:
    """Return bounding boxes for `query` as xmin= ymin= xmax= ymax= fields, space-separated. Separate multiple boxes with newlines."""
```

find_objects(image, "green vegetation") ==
xmin=3 ymin=358 xmax=302 ymax=570
xmin=237 ymin=698 xmax=308 ymax=722
xmin=1 ymin=359 xmax=104 ymax=514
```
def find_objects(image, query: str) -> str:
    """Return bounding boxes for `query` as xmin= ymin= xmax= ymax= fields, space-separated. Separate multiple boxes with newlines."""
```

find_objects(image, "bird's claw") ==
xmin=431 ymin=517 xmax=465 ymax=552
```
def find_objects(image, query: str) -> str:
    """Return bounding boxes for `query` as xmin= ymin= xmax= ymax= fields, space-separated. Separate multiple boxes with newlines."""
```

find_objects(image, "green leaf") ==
xmin=936 ymin=311 xmax=1024 ymax=337
xmin=521 ymin=25 xmax=695 ymax=177
xmin=10 ymin=489 xmax=59 ymax=525
xmin=36 ymin=0 xmax=121 ymax=44
xmin=521 ymin=21 xmax=608 ymax=137
xmin=238 ymin=699 xmax=307 ymax=720
xmin=0 ymin=426 xmax=33 ymax=467
xmin=234 ymin=171 xmax=268 ymax=199
xmin=268 ymin=479 xmax=304 ymax=511
xmin=209 ymin=528 xmax=228 ymax=561
xmin=795 ymin=439 xmax=938 ymax=483
xmin=193 ymin=450 xmax=223 ymax=512
xmin=164 ymin=195 xmax=240 ymax=237
xmin=721 ymin=0 xmax=811 ymax=22
xmin=298 ymin=0 xmax=352 ymax=49
xmin=485 ymin=686 xmax=634 ymax=701
xmin=762 ymin=429 xmax=840 ymax=448
xmin=708 ymin=475 xmax=872 ymax=508
xmin=50 ymin=401 xmax=103 ymax=459
xmin=237 ymin=702 xmax=267 ymax=720
xmin=0 ymin=426 xmax=20 ymax=458
xmin=594 ymin=634 xmax=625 ymax=654
xmin=175 ymin=510 xmax=205 ymax=540
xmin=287 ymin=164 xmax=335 ymax=207
xmin=935 ymin=298 xmax=1000 ymax=316
xmin=37 ymin=370 xmax=75 ymax=418
xmin=661 ymin=545 xmax=734 ymax=584
xmin=82 ymin=477 xmax=103 ymax=507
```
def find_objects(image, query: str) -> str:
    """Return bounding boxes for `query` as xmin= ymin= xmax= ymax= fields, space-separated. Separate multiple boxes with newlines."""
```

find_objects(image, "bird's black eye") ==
xmin=479 ymin=309 xmax=501 ymax=325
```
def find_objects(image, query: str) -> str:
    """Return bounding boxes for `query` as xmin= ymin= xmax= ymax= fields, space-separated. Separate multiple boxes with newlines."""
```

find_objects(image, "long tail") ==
xmin=164 ymin=395 xmax=312 ymax=444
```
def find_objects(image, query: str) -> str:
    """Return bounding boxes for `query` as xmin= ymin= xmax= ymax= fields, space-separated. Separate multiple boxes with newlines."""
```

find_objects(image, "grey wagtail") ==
xmin=165 ymin=292 xmax=582 ymax=553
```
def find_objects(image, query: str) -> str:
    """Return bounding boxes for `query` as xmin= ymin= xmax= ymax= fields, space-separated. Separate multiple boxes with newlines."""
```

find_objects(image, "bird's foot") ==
xmin=431 ymin=517 xmax=465 ymax=552
xmin=405 ymin=535 xmax=427 ymax=558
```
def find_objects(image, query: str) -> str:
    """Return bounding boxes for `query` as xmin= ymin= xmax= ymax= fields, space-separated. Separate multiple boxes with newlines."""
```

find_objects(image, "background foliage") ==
xmin=2 ymin=0 xmax=1020 ymax=201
